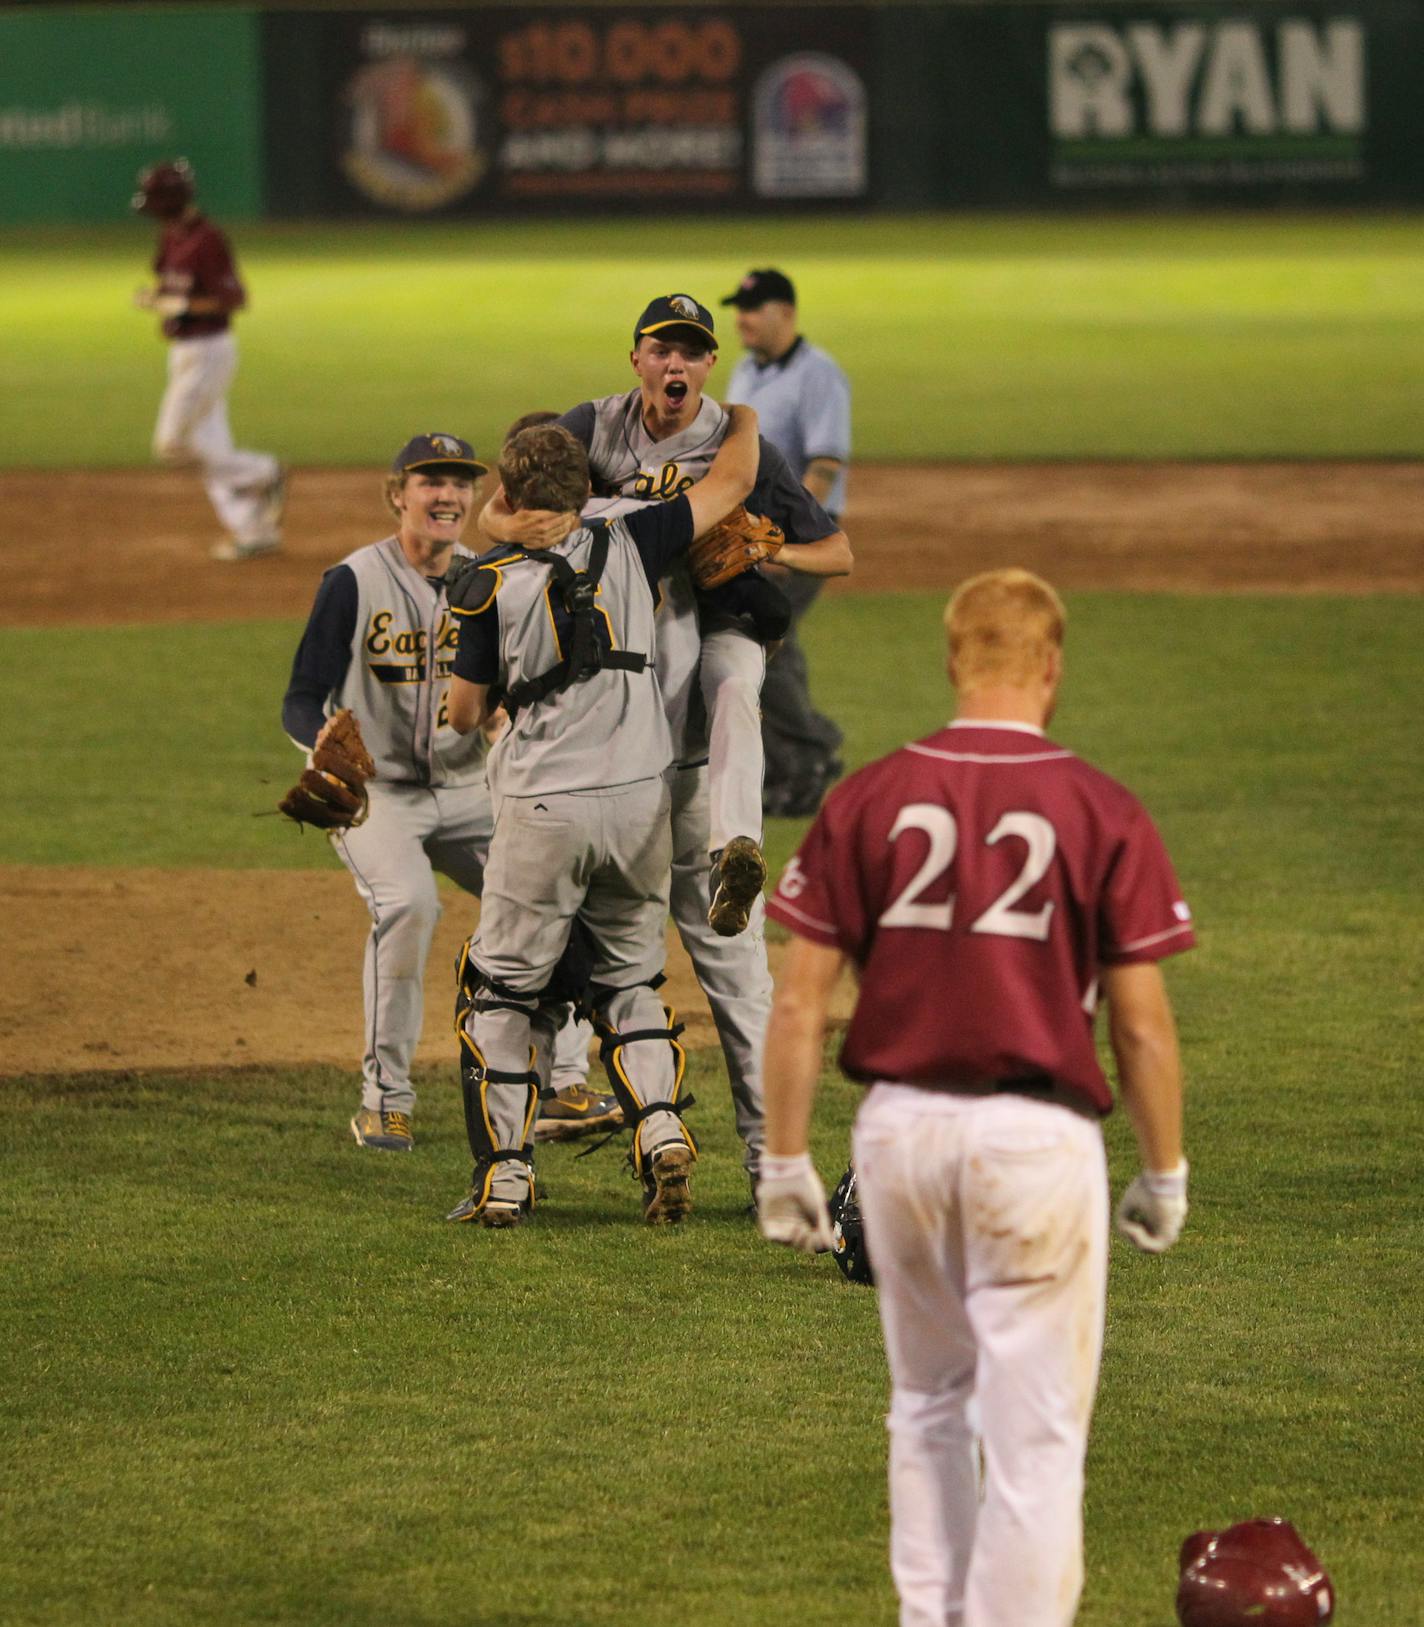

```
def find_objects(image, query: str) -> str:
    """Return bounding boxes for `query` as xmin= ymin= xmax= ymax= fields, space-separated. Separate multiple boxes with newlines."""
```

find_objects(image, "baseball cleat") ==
xmin=350 ymin=1107 xmax=414 ymax=1151
xmin=534 ymin=1083 xmax=625 ymax=1143
xmin=211 ymin=534 xmax=281 ymax=563
xmin=708 ymin=835 xmax=767 ymax=937
xmin=445 ymin=1189 xmax=529 ymax=1228
xmin=260 ymin=466 xmax=288 ymax=533
xmin=642 ymin=1141 xmax=695 ymax=1225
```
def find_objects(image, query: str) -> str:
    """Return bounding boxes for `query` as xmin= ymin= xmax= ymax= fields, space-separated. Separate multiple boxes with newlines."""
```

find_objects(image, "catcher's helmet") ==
xmin=828 ymin=1164 xmax=874 ymax=1285
xmin=1176 ymin=1518 xmax=1334 ymax=1626
xmin=132 ymin=158 xmax=195 ymax=219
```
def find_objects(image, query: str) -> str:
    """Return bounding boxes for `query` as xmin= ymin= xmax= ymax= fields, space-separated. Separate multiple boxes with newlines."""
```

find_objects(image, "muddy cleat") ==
xmin=350 ymin=1107 xmax=414 ymax=1151
xmin=445 ymin=1189 xmax=529 ymax=1228
xmin=211 ymin=534 xmax=281 ymax=563
xmin=707 ymin=835 xmax=767 ymax=937
xmin=642 ymin=1141 xmax=695 ymax=1225
xmin=534 ymin=1084 xmax=625 ymax=1143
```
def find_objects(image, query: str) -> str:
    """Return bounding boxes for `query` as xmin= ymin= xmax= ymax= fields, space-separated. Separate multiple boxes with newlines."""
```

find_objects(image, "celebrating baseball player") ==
xmin=477 ymin=292 xmax=852 ymax=1198
xmin=279 ymin=431 xmax=620 ymax=1155
xmin=723 ymin=267 xmax=851 ymax=817
xmin=442 ymin=409 xmax=760 ymax=1227
xmin=757 ymin=569 xmax=1195 ymax=1627
xmin=130 ymin=158 xmax=285 ymax=563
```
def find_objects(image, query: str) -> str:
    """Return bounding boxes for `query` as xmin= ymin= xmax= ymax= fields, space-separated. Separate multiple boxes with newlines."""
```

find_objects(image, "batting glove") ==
xmin=1115 ymin=1160 xmax=1189 ymax=1254
xmin=758 ymin=1151 xmax=835 ymax=1255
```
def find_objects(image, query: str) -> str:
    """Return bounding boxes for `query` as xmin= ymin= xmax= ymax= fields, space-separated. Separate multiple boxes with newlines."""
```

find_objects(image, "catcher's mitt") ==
xmin=278 ymin=709 xmax=376 ymax=830
xmin=688 ymin=505 xmax=785 ymax=590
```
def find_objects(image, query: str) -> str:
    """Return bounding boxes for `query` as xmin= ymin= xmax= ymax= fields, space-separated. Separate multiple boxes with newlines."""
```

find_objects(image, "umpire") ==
xmin=723 ymin=268 xmax=850 ymax=817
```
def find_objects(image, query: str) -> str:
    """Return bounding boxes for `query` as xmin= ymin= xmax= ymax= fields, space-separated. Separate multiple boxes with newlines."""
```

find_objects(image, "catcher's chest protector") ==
xmin=504 ymin=521 xmax=647 ymax=711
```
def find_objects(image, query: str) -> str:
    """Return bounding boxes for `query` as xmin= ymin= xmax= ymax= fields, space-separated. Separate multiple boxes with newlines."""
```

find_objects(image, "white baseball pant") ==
xmin=152 ymin=332 xmax=279 ymax=544
xmin=852 ymin=1084 xmax=1109 ymax=1627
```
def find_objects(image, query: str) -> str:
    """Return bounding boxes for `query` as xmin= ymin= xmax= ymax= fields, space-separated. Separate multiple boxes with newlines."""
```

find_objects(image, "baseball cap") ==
xmin=632 ymin=293 xmax=717 ymax=351
xmin=391 ymin=432 xmax=488 ymax=477
xmin=720 ymin=268 xmax=797 ymax=309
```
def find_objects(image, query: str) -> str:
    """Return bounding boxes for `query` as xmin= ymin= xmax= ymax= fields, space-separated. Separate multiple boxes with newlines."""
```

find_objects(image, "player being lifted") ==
xmin=479 ymin=294 xmax=852 ymax=1197
xmin=443 ymin=408 xmax=760 ymax=1226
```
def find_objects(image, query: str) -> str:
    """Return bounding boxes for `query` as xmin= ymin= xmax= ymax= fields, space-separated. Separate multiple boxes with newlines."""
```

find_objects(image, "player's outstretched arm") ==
xmin=777 ymin=527 xmax=852 ymax=577
xmin=476 ymin=483 xmax=572 ymax=549
xmin=1104 ymin=960 xmax=1189 ymax=1253
xmin=685 ymin=404 xmax=759 ymax=538
xmin=758 ymin=933 xmax=845 ymax=1253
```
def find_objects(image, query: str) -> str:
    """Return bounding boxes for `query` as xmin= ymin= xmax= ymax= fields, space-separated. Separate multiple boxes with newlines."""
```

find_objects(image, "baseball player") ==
xmin=131 ymin=158 xmax=285 ymax=563
xmin=442 ymin=409 xmax=760 ymax=1227
xmin=757 ymin=568 xmax=1195 ymax=1627
xmin=722 ymin=268 xmax=851 ymax=817
xmin=281 ymin=431 xmax=620 ymax=1153
xmin=477 ymin=293 xmax=852 ymax=1195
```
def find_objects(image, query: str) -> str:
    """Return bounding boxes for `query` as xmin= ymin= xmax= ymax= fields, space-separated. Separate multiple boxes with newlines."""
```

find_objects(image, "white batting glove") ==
xmin=758 ymin=1151 xmax=835 ymax=1255
xmin=1115 ymin=1160 xmax=1189 ymax=1254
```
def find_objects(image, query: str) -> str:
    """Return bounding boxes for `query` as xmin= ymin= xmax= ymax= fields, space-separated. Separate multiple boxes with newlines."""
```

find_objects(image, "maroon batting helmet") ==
xmin=1176 ymin=1518 xmax=1334 ymax=1626
xmin=132 ymin=159 xmax=195 ymax=219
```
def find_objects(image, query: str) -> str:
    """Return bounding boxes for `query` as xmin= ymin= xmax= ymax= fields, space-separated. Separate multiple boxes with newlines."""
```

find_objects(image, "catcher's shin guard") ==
xmin=454 ymin=947 xmax=541 ymax=1216
xmin=591 ymin=985 xmax=695 ymax=1177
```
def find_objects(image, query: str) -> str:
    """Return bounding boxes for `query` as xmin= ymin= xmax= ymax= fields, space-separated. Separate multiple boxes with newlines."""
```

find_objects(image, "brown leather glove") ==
xmin=688 ymin=505 xmax=785 ymax=590
xmin=278 ymin=709 xmax=377 ymax=830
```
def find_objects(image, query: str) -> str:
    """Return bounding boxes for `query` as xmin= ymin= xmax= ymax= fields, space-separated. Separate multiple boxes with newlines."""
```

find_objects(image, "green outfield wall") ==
xmin=2 ymin=1 xmax=1421 ymax=224
xmin=0 ymin=8 xmax=264 ymax=224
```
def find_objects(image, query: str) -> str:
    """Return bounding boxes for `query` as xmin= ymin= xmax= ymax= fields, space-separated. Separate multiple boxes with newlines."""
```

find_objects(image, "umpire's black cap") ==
xmin=721 ymin=268 xmax=796 ymax=309
xmin=632 ymin=293 xmax=718 ymax=351
xmin=391 ymin=432 xmax=488 ymax=477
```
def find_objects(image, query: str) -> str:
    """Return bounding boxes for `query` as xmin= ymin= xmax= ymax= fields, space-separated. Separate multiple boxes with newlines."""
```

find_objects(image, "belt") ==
xmin=905 ymin=1075 xmax=1099 ymax=1119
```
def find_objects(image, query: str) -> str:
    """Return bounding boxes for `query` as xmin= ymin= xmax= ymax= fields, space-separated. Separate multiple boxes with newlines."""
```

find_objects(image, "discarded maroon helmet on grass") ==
xmin=1176 ymin=1518 xmax=1334 ymax=1626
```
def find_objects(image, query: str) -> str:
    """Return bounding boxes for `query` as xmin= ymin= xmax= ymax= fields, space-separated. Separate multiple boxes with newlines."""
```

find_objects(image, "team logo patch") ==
xmin=431 ymin=434 xmax=464 ymax=457
xmin=669 ymin=295 xmax=701 ymax=321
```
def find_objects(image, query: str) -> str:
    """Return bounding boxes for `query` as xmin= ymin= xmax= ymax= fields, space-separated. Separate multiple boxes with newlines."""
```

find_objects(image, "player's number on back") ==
xmin=879 ymin=805 xmax=1057 ymax=941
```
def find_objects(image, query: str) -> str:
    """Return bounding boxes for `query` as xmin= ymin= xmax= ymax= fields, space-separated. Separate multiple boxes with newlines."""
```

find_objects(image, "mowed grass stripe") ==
xmin=2 ymin=213 xmax=1422 ymax=464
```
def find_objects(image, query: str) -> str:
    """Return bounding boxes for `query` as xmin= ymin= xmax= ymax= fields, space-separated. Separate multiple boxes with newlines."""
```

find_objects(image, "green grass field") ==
xmin=3 ymin=212 xmax=1423 ymax=465
xmin=4 ymin=590 xmax=1423 ymax=1624
xmin=4 ymin=209 xmax=1422 ymax=1623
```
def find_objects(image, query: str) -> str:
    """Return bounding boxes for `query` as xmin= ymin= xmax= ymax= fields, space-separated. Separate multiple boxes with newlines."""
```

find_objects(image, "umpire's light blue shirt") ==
xmin=725 ymin=337 xmax=851 ymax=518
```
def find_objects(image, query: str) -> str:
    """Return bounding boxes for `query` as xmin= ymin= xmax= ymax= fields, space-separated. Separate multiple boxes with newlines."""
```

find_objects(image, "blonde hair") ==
xmin=945 ymin=568 xmax=1066 ymax=689
xmin=382 ymin=473 xmax=406 ymax=521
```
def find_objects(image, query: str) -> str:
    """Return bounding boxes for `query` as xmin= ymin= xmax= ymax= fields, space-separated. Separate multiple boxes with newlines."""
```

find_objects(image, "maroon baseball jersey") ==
xmin=767 ymin=720 xmax=1195 ymax=1114
xmin=153 ymin=216 xmax=245 ymax=339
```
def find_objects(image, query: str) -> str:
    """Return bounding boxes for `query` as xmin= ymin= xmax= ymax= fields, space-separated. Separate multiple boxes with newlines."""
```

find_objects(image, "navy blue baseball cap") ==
xmin=721 ymin=268 xmax=796 ymax=309
xmin=391 ymin=432 xmax=488 ymax=476
xmin=632 ymin=293 xmax=717 ymax=351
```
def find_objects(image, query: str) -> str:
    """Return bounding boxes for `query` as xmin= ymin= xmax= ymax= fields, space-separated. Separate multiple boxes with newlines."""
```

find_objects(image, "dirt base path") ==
xmin=3 ymin=460 xmax=1419 ymax=1079
xmin=5 ymin=461 xmax=1422 ymax=628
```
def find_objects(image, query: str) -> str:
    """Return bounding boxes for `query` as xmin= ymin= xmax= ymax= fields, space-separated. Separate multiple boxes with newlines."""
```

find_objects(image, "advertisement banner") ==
xmin=0 ymin=9 xmax=263 ymax=225
xmin=264 ymin=7 xmax=870 ymax=216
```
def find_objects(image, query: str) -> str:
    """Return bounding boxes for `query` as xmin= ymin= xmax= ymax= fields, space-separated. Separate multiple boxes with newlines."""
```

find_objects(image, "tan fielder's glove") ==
xmin=688 ymin=505 xmax=785 ymax=590
xmin=278 ymin=709 xmax=377 ymax=830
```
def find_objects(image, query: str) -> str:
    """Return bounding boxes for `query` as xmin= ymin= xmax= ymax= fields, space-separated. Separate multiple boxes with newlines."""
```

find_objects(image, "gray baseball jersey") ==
xmin=451 ymin=504 xmax=693 ymax=800
xmin=558 ymin=390 xmax=838 ymax=763
xmin=284 ymin=535 xmax=488 ymax=785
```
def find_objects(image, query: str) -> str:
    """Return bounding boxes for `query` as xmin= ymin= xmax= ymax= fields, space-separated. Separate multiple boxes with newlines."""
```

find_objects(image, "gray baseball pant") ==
xmin=334 ymin=779 xmax=493 ymax=1116
xmin=667 ymin=760 xmax=769 ymax=1180
xmin=467 ymin=777 xmax=683 ymax=1200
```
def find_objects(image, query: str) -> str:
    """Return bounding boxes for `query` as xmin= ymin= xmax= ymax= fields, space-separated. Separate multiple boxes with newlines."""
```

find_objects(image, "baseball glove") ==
xmin=278 ymin=709 xmax=376 ymax=830
xmin=688 ymin=505 xmax=785 ymax=590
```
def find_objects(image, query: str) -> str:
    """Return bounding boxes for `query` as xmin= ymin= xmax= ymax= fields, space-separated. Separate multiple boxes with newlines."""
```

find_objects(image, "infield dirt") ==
xmin=4 ymin=461 xmax=1420 ymax=1079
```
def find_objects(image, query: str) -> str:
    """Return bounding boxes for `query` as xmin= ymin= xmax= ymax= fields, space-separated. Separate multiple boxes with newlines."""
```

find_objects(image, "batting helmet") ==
xmin=828 ymin=1165 xmax=874 ymax=1286
xmin=1176 ymin=1518 xmax=1334 ymax=1626
xmin=132 ymin=159 xmax=195 ymax=219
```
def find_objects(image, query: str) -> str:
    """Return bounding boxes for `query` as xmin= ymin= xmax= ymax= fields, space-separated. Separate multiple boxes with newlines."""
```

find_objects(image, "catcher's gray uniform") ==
xmin=282 ymin=536 xmax=492 ymax=1121
xmin=559 ymin=391 xmax=840 ymax=1178
xmin=447 ymin=502 xmax=697 ymax=1216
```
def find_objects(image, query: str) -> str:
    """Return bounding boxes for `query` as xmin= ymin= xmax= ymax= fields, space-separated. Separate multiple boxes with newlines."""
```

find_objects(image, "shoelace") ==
xmin=383 ymin=1112 xmax=412 ymax=1137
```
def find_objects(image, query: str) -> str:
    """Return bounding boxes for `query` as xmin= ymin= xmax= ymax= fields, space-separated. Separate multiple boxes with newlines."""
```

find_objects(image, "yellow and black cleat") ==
xmin=534 ymin=1084 xmax=625 ymax=1143
xmin=350 ymin=1108 xmax=414 ymax=1151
